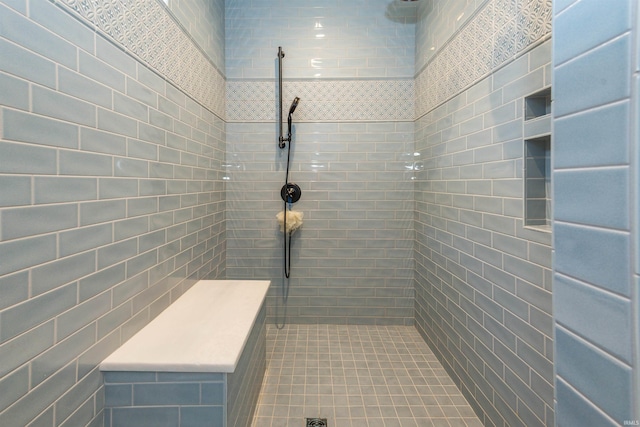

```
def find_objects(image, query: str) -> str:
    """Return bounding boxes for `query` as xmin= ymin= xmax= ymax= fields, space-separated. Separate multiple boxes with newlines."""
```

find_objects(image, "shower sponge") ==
xmin=276 ymin=209 xmax=304 ymax=233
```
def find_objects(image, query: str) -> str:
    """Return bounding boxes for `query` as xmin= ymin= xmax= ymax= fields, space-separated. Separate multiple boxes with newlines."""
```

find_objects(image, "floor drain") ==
xmin=306 ymin=418 xmax=327 ymax=427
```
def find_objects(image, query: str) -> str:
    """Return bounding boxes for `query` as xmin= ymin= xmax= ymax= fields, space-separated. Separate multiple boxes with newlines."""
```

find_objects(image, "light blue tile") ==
xmin=523 ymin=116 xmax=551 ymax=138
xmin=0 ymin=3 xmax=77 ymax=69
xmin=554 ymin=35 xmax=631 ymax=117
xmin=56 ymin=292 xmax=111 ymax=341
xmin=137 ymin=64 xmax=166 ymax=95
xmin=139 ymin=179 xmax=167 ymax=196
xmin=503 ymin=68 xmax=545 ymax=103
xmin=98 ymin=178 xmax=139 ymax=199
xmin=78 ymin=263 xmax=126 ymax=302
xmin=126 ymin=251 xmax=157 ymax=278
xmin=31 ymin=251 xmax=95 ymax=297
xmin=97 ymin=109 xmax=138 ymax=138
xmin=114 ymin=157 xmax=149 ymax=178
xmin=138 ymin=123 xmax=166 ymax=146
xmin=0 ymin=71 xmax=28 ymax=110
xmin=110 ymin=407 xmax=178 ymax=427
xmin=3 ymin=109 xmax=78 ymax=149
xmin=97 ymin=239 xmax=138 ymax=270
xmin=0 ymin=175 xmax=30 ymax=207
xmin=556 ymin=326 xmax=632 ymax=423
xmin=79 ymin=199 xmax=126 ymax=226
xmin=0 ymin=283 xmax=76 ymax=342
xmin=0 ymin=366 xmax=29 ymax=413
xmin=78 ymin=50 xmax=125 ymax=93
xmin=34 ymin=177 xmax=98 ymax=204
xmin=554 ymin=102 xmax=629 ymax=168
xmin=0 ymin=235 xmax=56 ymax=276
xmin=180 ymin=406 xmax=224 ymax=427
xmin=0 ymin=320 xmax=54 ymax=377
xmin=60 ymin=150 xmax=113 ymax=176
xmin=58 ymin=67 xmax=112 ymax=109
xmin=80 ymin=128 xmax=127 ymax=156
xmin=554 ymin=167 xmax=629 ymax=229
xmin=104 ymin=384 xmax=132 ymax=407
xmin=29 ymin=0 xmax=95 ymax=53
xmin=29 ymin=407 xmax=55 ymax=427
xmin=1 ymin=204 xmax=78 ymax=240
xmin=0 ymin=271 xmax=28 ymax=310
xmin=103 ymin=371 xmax=156 ymax=384
xmin=133 ymin=383 xmax=200 ymax=406
xmin=554 ymin=0 xmax=631 ymax=66
xmin=1 ymin=0 xmax=26 ymax=14
xmin=157 ymin=372 xmax=226 ymax=385
xmin=0 ymin=38 xmax=55 ymax=88
xmin=555 ymin=378 xmax=619 ymax=427
xmin=128 ymin=139 xmax=158 ymax=161
xmin=554 ymin=222 xmax=630 ymax=296
xmin=127 ymin=197 xmax=158 ymax=217
xmin=31 ymin=325 xmax=95 ymax=388
xmin=150 ymin=108 xmax=174 ymax=131
xmin=0 ymin=362 xmax=76 ymax=427
xmin=114 ymin=92 xmax=148 ymax=122
xmin=127 ymin=78 xmax=158 ymax=108
xmin=95 ymin=36 xmax=136 ymax=78
xmin=555 ymin=273 xmax=632 ymax=363
xmin=114 ymin=217 xmax=149 ymax=241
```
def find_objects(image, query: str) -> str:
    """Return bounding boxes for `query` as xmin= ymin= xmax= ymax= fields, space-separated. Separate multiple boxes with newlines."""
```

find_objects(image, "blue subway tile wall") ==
xmin=552 ymin=0 xmax=639 ymax=424
xmin=0 ymin=1 xmax=226 ymax=426
xmin=415 ymin=0 xmax=552 ymax=119
xmin=226 ymin=121 xmax=415 ymax=325
xmin=104 ymin=373 xmax=225 ymax=427
xmin=224 ymin=0 xmax=416 ymax=325
xmin=102 ymin=305 xmax=266 ymax=427
xmin=54 ymin=0 xmax=226 ymax=119
xmin=164 ymin=0 xmax=225 ymax=74
xmin=225 ymin=0 xmax=415 ymax=80
xmin=414 ymin=1 xmax=553 ymax=422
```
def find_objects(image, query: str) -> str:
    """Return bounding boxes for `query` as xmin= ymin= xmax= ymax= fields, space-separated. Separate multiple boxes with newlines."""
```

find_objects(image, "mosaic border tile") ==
xmin=415 ymin=0 xmax=552 ymax=119
xmin=53 ymin=0 xmax=226 ymax=120
xmin=226 ymin=79 xmax=415 ymax=123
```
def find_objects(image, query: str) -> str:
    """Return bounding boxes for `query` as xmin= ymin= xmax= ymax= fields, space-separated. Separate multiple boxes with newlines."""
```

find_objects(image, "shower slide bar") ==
xmin=278 ymin=46 xmax=287 ymax=148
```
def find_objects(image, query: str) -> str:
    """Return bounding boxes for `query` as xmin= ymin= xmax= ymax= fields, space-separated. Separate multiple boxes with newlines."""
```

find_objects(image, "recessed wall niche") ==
xmin=525 ymin=135 xmax=551 ymax=229
xmin=524 ymin=88 xmax=552 ymax=230
xmin=525 ymin=87 xmax=552 ymax=120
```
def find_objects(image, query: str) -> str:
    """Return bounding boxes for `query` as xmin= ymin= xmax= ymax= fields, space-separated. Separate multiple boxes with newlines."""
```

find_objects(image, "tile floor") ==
xmin=251 ymin=324 xmax=483 ymax=427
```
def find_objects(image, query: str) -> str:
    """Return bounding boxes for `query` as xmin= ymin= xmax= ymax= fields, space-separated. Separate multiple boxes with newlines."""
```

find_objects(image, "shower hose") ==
xmin=283 ymin=139 xmax=293 ymax=281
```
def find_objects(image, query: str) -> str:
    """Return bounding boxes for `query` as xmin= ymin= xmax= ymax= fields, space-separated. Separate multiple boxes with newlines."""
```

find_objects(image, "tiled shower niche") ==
xmin=525 ymin=135 xmax=551 ymax=229
xmin=524 ymin=88 xmax=552 ymax=230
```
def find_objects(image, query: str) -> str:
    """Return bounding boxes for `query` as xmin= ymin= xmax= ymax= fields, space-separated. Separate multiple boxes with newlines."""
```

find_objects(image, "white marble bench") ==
xmin=100 ymin=280 xmax=270 ymax=427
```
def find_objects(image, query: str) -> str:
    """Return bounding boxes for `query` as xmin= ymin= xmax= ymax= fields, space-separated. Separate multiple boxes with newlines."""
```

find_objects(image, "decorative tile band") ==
xmin=53 ymin=0 xmax=549 ymax=123
xmin=226 ymin=79 xmax=415 ymax=123
xmin=415 ymin=0 xmax=552 ymax=118
xmin=54 ymin=0 xmax=226 ymax=119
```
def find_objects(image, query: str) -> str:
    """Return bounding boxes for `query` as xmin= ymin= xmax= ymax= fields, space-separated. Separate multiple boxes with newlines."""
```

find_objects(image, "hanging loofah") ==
xmin=276 ymin=209 xmax=304 ymax=233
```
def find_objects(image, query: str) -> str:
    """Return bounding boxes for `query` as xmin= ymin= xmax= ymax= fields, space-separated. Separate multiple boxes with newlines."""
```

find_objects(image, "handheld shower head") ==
xmin=286 ymin=97 xmax=300 ymax=142
xmin=280 ymin=97 xmax=301 ymax=149
xmin=288 ymin=97 xmax=300 ymax=116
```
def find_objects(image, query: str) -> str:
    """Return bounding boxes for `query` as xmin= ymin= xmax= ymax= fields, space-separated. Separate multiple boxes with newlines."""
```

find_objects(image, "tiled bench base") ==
xmin=103 ymin=306 xmax=265 ymax=427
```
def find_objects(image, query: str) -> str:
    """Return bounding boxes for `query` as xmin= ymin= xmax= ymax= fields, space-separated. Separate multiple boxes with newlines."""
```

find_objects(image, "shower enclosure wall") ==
xmin=0 ymin=1 xmax=227 ymax=426
xmin=4 ymin=1 xmax=637 ymax=427
xmin=413 ymin=1 xmax=554 ymax=426
xmin=225 ymin=0 xmax=416 ymax=325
